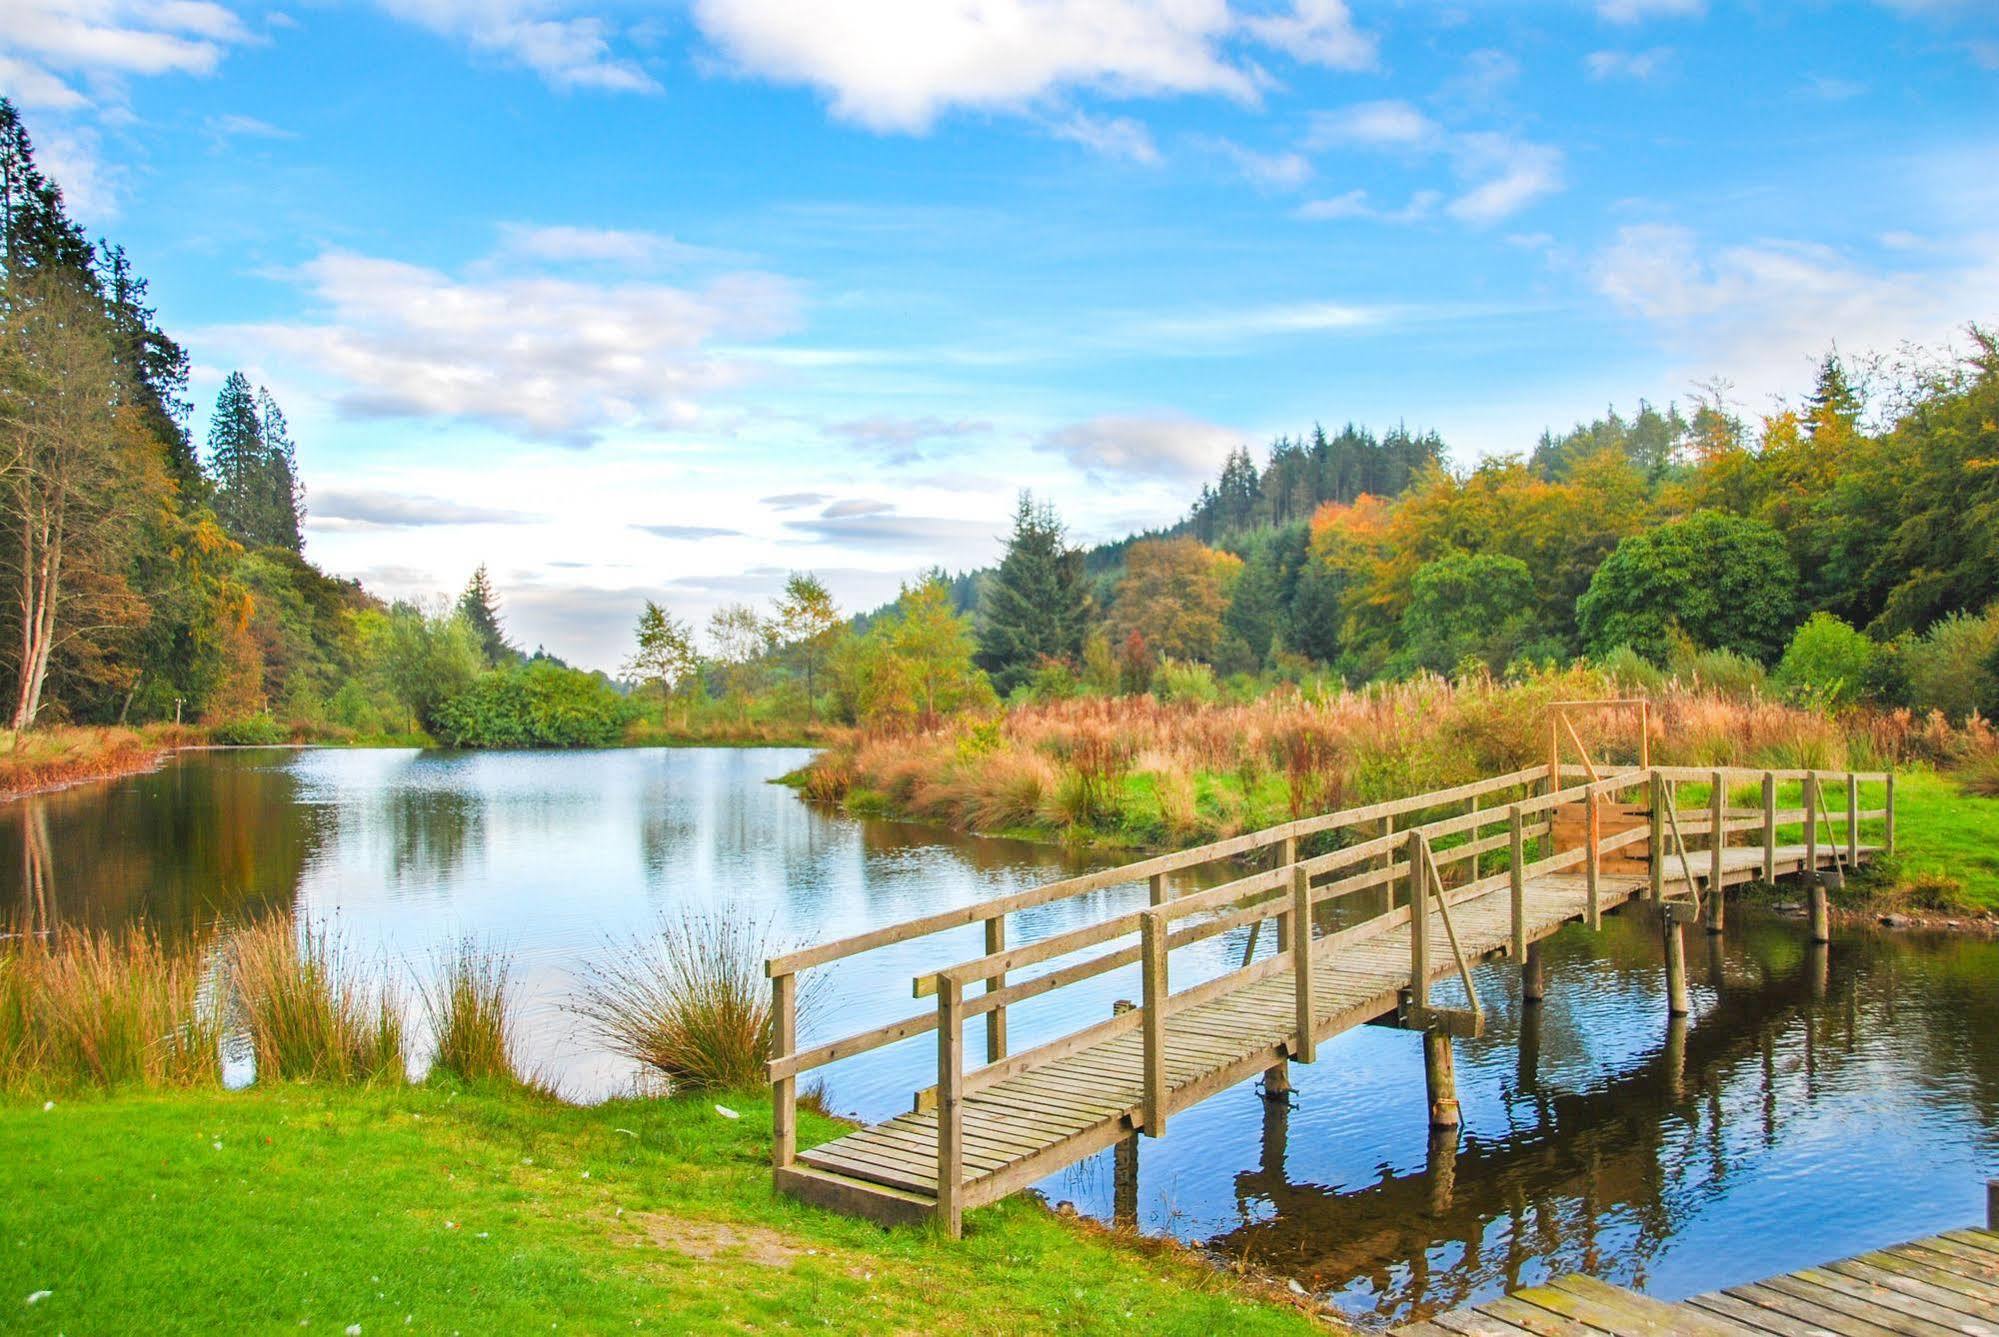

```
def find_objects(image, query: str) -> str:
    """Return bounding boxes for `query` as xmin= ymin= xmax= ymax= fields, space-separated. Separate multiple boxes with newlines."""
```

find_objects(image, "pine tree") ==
xmin=255 ymin=388 xmax=304 ymax=551
xmin=0 ymin=99 xmax=93 ymax=283
xmin=975 ymin=493 xmax=1091 ymax=695
xmin=99 ymin=243 xmax=196 ymax=486
xmin=457 ymin=564 xmax=515 ymax=666
xmin=1805 ymin=353 xmax=1862 ymax=439
xmin=207 ymin=372 xmax=264 ymax=541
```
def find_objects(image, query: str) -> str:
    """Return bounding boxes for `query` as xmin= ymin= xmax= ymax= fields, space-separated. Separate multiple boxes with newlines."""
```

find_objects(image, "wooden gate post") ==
xmin=772 ymin=971 xmax=797 ymax=1170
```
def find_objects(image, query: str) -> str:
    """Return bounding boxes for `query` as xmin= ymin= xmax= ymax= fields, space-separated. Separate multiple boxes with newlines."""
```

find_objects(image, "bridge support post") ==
xmin=1423 ymin=1029 xmax=1460 ymax=1129
xmin=1761 ymin=772 xmax=1777 ymax=884
xmin=1426 ymin=1125 xmax=1459 ymax=1215
xmin=1663 ymin=913 xmax=1690 ymax=1017
xmin=1808 ymin=880 xmax=1831 ymax=945
xmin=1521 ymin=941 xmax=1545 ymax=1005
xmin=1517 ymin=992 xmax=1542 ymax=1092
xmin=1707 ymin=770 xmax=1726 ymax=934
xmin=1664 ymin=1013 xmax=1688 ymax=1104
xmin=1112 ymin=999 xmax=1139 ymax=1226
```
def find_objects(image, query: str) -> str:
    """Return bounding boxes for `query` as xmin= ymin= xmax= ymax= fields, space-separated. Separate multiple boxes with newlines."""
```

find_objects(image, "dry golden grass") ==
xmin=0 ymin=724 xmax=203 ymax=798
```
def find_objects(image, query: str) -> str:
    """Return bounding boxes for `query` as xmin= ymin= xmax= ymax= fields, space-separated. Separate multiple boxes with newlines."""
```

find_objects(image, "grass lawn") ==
xmin=0 ymin=1082 xmax=1324 ymax=1336
xmin=1874 ymin=768 xmax=1999 ymax=913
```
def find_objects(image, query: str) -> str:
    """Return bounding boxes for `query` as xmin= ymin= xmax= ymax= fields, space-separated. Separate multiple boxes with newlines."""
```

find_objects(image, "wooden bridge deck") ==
xmin=767 ymin=756 xmax=1893 ymax=1236
xmin=1395 ymin=1222 xmax=1999 ymax=1335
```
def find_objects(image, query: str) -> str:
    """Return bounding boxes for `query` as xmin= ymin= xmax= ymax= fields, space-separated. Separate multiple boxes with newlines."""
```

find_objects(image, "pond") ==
xmin=6 ymin=746 xmax=1995 ymax=1328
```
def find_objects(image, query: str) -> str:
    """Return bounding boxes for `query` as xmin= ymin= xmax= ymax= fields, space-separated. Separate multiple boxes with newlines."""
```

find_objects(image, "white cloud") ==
xmin=1597 ymin=0 xmax=1704 ymax=22
xmin=1242 ymin=0 xmax=1375 ymax=71
xmin=1296 ymin=187 xmax=1439 ymax=223
xmin=1445 ymin=133 xmax=1564 ymax=224
xmin=213 ymin=240 xmax=801 ymax=444
xmin=1210 ymin=138 xmax=1312 ymax=189
xmin=827 ymin=415 xmax=989 ymax=459
xmin=310 ymin=488 xmax=543 ymax=529
xmin=1591 ymin=221 xmax=1999 ymax=398
xmin=492 ymin=223 xmax=733 ymax=267
xmin=1306 ymin=99 xmax=1439 ymax=150
xmin=1050 ymin=111 xmax=1162 ymax=165
xmin=690 ymin=0 xmax=1257 ymax=133
xmin=206 ymin=112 xmax=296 ymax=139
xmin=1040 ymin=413 xmax=1243 ymax=480
xmin=376 ymin=0 xmax=658 ymax=92
xmin=1586 ymin=47 xmax=1673 ymax=81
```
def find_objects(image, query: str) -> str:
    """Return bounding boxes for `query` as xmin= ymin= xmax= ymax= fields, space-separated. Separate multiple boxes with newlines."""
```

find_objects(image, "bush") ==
xmin=210 ymin=714 xmax=286 ymax=746
xmin=1577 ymin=510 xmax=1798 ymax=663
xmin=435 ymin=661 xmax=638 ymax=748
xmin=1774 ymin=613 xmax=1875 ymax=710
xmin=1903 ymin=606 xmax=1999 ymax=721
xmin=1595 ymin=644 xmax=1667 ymax=696
xmin=1153 ymin=657 xmax=1220 ymax=705
xmin=1672 ymin=646 xmax=1767 ymax=700
xmin=573 ymin=913 xmax=784 ymax=1093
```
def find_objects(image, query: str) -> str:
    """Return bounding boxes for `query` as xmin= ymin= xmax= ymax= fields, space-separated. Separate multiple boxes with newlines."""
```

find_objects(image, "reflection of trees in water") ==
xmin=1205 ymin=916 xmax=1993 ymax=1326
xmin=377 ymin=785 xmax=485 ymax=891
xmin=0 ymin=754 xmax=319 ymax=934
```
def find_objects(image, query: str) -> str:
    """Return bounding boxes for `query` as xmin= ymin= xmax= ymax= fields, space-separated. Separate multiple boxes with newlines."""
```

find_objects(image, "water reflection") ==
xmin=2 ymin=748 xmax=1994 ymax=1329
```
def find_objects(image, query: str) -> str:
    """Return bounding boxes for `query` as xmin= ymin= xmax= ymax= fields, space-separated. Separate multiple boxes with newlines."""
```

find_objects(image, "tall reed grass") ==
xmin=421 ymin=941 xmax=523 ymax=1085
xmin=0 ymin=926 xmax=222 ymax=1091
xmin=231 ymin=915 xmax=407 ymax=1084
xmin=572 ymin=913 xmax=783 ymax=1093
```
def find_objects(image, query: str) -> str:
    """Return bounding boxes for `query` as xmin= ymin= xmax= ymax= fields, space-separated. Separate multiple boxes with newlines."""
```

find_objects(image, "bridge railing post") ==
xmin=1805 ymin=771 xmax=1820 ymax=872
xmin=983 ymin=914 xmax=1007 ymax=1063
xmin=1761 ymin=772 xmax=1777 ymax=883
xmin=771 ymin=969 xmax=797 ymax=1170
xmin=1140 ymin=907 xmax=1168 ymax=1138
xmin=1409 ymin=832 xmax=1430 ymax=1011
xmin=936 ymin=974 xmax=965 ymax=1236
xmin=1885 ymin=771 xmax=1896 ymax=854
xmin=1508 ymin=804 xmax=1526 ymax=961
xmin=1649 ymin=771 xmax=1665 ymax=902
xmin=1846 ymin=771 xmax=1859 ymax=865
xmin=1292 ymin=862 xmax=1316 ymax=1064
xmin=1584 ymin=786 xmax=1601 ymax=929
xmin=1707 ymin=770 xmax=1725 ymax=933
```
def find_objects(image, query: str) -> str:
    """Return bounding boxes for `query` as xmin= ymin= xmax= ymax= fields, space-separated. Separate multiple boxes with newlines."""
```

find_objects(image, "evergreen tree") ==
xmin=99 ymin=243 xmax=196 ymax=486
xmin=975 ymin=493 xmax=1091 ymax=695
xmin=207 ymin=372 xmax=263 ymax=540
xmin=1223 ymin=536 xmax=1285 ymax=667
xmin=0 ymin=99 xmax=92 ymax=282
xmin=1804 ymin=352 xmax=1862 ymax=439
xmin=457 ymin=564 xmax=515 ymax=666
xmin=255 ymin=387 xmax=304 ymax=551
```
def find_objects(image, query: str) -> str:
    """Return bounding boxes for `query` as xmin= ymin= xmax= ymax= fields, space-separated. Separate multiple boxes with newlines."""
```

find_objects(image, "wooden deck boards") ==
xmin=794 ymin=842 xmax=1862 ymax=1210
xmin=1397 ymin=1228 xmax=1999 ymax=1335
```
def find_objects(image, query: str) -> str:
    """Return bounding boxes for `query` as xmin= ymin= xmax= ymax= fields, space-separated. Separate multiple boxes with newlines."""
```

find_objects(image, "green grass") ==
xmin=0 ymin=1083 xmax=1321 ymax=1335
xmin=1871 ymin=768 xmax=1999 ymax=912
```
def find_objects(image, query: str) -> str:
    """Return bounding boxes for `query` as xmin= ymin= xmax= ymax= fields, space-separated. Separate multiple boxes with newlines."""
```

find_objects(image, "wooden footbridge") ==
xmin=766 ymin=706 xmax=1893 ymax=1238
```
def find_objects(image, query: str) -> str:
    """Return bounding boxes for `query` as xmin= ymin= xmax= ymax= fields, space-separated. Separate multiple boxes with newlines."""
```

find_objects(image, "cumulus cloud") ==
xmin=1305 ymin=99 xmax=1439 ymax=150
xmin=375 ymin=0 xmax=657 ymax=91
xmin=1241 ymin=0 xmax=1375 ymax=70
xmin=1591 ymin=221 xmax=1999 ymax=396
xmin=215 ymin=242 xmax=801 ymax=444
xmin=310 ymin=488 xmax=542 ymax=529
xmin=1445 ymin=133 xmax=1564 ymax=224
xmin=492 ymin=223 xmax=733 ymax=268
xmin=690 ymin=0 xmax=1258 ymax=132
xmin=1039 ymin=413 xmax=1242 ymax=480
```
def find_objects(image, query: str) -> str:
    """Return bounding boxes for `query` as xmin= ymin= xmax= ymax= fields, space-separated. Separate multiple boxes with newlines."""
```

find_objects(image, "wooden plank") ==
xmin=1938 ymin=1230 xmax=1999 ymax=1258
xmin=1721 ymin=1281 xmax=1910 ymax=1337
xmin=1544 ymin=1275 xmax=1757 ymax=1336
xmin=1689 ymin=1289 xmax=1867 ymax=1336
xmin=1423 ymin=1309 xmax=1543 ymax=1336
xmin=1766 ymin=1273 xmax=1964 ymax=1337
xmin=774 ymin=1164 xmax=933 ymax=1228
xmin=1895 ymin=1236 xmax=1999 ymax=1281
xmin=1831 ymin=1254 xmax=1999 ymax=1312
xmin=1819 ymin=1263 xmax=1999 ymax=1332
xmin=1472 ymin=1294 xmax=1615 ymax=1335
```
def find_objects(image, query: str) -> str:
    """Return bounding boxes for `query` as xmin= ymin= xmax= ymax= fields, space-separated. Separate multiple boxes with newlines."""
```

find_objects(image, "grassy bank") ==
xmin=0 ymin=1082 xmax=1324 ymax=1335
xmin=0 ymin=724 xmax=205 ymax=799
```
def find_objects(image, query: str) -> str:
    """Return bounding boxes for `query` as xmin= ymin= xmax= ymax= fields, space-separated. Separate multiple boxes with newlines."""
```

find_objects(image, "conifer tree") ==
xmin=207 ymin=372 xmax=263 ymax=541
xmin=0 ymin=99 xmax=92 ymax=281
xmin=457 ymin=564 xmax=515 ymax=666
xmin=255 ymin=387 xmax=304 ymax=551
xmin=975 ymin=493 xmax=1090 ymax=695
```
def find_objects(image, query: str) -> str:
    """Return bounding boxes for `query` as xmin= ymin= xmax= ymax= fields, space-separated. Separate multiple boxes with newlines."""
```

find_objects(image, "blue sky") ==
xmin=4 ymin=1 xmax=1996 ymax=668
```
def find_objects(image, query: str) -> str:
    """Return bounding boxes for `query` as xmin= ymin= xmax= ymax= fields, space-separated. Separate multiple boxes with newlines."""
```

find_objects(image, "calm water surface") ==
xmin=7 ymin=747 xmax=1996 ymax=1328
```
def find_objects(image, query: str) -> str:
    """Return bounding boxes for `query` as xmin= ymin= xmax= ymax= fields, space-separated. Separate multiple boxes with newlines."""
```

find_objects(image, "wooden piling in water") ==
xmin=1522 ymin=941 xmax=1545 ymax=1005
xmin=1112 ymin=999 xmax=1139 ymax=1225
xmin=1663 ymin=915 xmax=1690 ymax=1017
xmin=1424 ymin=1029 xmax=1460 ymax=1129
xmin=1808 ymin=880 xmax=1831 ymax=944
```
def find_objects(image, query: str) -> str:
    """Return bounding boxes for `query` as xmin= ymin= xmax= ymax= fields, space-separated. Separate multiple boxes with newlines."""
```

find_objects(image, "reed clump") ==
xmin=572 ymin=913 xmax=781 ymax=1093
xmin=0 ymin=926 xmax=222 ymax=1091
xmin=421 ymin=941 xmax=523 ymax=1085
xmin=231 ymin=915 xmax=407 ymax=1084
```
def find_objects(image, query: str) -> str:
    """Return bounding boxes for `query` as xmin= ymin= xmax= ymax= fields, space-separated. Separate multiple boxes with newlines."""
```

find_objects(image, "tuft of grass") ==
xmin=1954 ymin=749 xmax=1999 ymax=798
xmin=231 ymin=915 xmax=407 ymax=1084
xmin=421 ymin=940 xmax=523 ymax=1085
xmin=0 ymin=926 xmax=221 ymax=1092
xmin=573 ymin=913 xmax=783 ymax=1094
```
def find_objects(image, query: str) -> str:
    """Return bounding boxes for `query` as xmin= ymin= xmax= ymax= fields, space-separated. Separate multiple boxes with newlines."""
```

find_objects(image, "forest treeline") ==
xmin=4 ymin=93 xmax=1995 ymax=752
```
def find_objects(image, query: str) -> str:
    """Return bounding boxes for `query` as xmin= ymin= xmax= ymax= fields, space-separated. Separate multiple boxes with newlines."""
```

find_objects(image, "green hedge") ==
xmin=434 ymin=661 xmax=636 ymax=748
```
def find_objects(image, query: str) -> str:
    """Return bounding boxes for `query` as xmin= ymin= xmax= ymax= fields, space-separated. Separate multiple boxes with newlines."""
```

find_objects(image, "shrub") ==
xmin=435 ymin=661 xmax=638 ymax=748
xmin=1595 ymin=644 xmax=1667 ymax=696
xmin=1957 ymin=750 xmax=1999 ymax=799
xmin=1577 ymin=510 xmax=1798 ymax=663
xmin=1774 ymin=613 xmax=1876 ymax=710
xmin=1153 ymin=658 xmax=1220 ymax=705
xmin=1903 ymin=607 xmax=1999 ymax=721
xmin=422 ymin=942 xmax=522 ymax=1085
xmin=210 ymin=714 xmax=286 ymax=746
xmin=1673 ymin=647 xmax=1767 ymax=700
xmin=231 ymin=916 xmax=407 ymax=1084
xmin=573 ymin=913 xmax=784 ymax=1093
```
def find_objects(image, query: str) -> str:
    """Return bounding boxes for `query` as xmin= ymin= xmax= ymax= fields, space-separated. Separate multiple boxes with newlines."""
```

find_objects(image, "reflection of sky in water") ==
xmin=7 ymin=748 xmax=1997 ymax=1330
